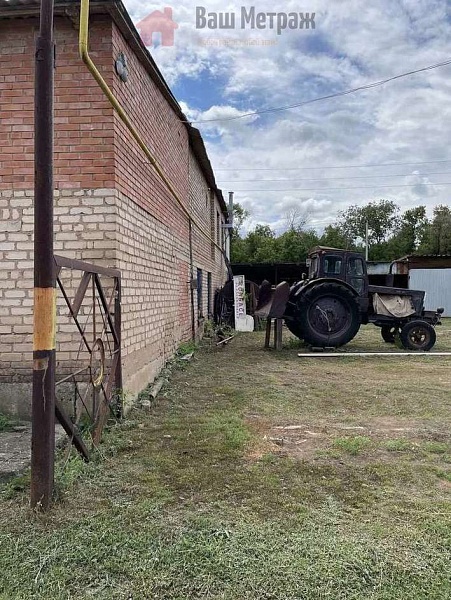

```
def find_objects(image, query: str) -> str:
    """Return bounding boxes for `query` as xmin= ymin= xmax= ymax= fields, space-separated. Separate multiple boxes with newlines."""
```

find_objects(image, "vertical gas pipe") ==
xmin=31 ymin=0 xmax=56 ymax=510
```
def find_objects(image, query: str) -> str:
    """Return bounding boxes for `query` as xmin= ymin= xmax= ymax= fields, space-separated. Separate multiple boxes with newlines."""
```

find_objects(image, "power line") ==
xmin=214 ymin=159 xmax=451 ymax=171
xmin=217 ymin=170 xmax=451 ymax=183
xmin=186 ymin=57 xmax=451 ymax=124
xmin=231 ymin=181 xmax=451 ymax=192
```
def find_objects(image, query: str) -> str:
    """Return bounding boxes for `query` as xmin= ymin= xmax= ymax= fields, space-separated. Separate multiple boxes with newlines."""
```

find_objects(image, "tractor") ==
xmin=255 ymin=246 xmax=443 ymax=351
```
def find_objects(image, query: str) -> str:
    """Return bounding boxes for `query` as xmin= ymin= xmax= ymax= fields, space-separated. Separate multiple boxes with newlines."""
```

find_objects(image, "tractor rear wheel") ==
xmin=297 ymin=282 xmax=360 ymax=347
xmin=284 ymin=298 xmax=304 ymax=339
xmin=284 ymin=317 xmax=304 ymax=339
xmin=381 ymin=325 xmax=398 ymax=343
xmin=399 ymin=320 xmax=436 ymax=351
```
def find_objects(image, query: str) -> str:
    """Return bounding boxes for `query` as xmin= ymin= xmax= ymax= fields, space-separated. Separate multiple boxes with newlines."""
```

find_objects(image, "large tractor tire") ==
xmin=285 ymin=318 xmax=304 ymax=339
xmin=284 ymin=298 xmax=304 ymax=339
xmin=297 ymin=282 xmax=361 ymax=347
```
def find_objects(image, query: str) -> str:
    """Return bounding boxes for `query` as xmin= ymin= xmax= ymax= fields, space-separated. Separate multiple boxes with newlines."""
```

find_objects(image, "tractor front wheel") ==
xmin=381 ymin=325 xmax=398 ymax=343
xmin=398 ymin=320 xmax=436 ymax=351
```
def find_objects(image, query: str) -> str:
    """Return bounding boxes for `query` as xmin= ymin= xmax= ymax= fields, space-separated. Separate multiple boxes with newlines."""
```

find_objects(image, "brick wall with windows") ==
xmin=0 ymin=6 xmax=229 ymax=414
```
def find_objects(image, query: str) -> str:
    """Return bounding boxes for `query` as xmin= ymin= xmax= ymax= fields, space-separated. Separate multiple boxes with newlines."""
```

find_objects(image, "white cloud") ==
xmin=123 ymin=0 xmax=451 ymax=232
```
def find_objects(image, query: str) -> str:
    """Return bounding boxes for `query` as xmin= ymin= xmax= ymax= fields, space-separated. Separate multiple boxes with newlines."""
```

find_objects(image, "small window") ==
xmin=324 ymin=255 xmax=342 ymax=275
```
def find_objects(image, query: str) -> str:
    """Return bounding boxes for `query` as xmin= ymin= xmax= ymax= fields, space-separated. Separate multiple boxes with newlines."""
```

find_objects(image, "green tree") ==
xmin=277 ymin=228 xmax=319 ymax=262
xmin=337 ymin=199 xmax=400 ymax=247
xmin=420 ymin=205 xmax=451 ymax=254
xmin=387 ymin=206 xmax=429 ymax=258
xmin=319 ymin=225 xmax=349 ymax=249
xmin=246 ymin=224 xmax=278 ymax=262
xmin=231 ymin=202 xmax=249 ymax=241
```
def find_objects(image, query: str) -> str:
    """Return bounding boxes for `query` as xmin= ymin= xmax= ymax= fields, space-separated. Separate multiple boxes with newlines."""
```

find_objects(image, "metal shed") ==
xmin=394 ymin=255 xmax=451 ymax=317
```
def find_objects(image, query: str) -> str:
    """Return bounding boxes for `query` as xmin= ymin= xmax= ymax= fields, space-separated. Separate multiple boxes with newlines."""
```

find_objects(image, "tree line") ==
xmin=231 ymin=200 xmax=451 ymax=263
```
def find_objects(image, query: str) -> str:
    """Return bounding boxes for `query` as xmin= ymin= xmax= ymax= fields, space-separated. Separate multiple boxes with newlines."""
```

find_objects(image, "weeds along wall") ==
xmin=0 ymin=11 xmax=229 ymax=415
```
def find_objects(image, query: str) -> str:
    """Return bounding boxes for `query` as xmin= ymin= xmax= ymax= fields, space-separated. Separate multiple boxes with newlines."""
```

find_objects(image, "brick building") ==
xmin=0 ymin=0 xmax=230 ymax=415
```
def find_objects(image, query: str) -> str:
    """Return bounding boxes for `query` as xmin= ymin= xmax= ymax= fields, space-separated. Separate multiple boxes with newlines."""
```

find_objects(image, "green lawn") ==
xmin=1 ymin=323 xmax=450 ymax=599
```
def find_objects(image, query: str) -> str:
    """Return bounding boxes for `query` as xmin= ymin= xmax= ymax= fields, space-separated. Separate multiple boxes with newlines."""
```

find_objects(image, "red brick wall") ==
xmin=111 ymin=22 xmax=189 ymax=239
xmin=0 ymin=11 xmax=228 ymax=405
xmin=0 ymin=15 xmax=114 ymax=191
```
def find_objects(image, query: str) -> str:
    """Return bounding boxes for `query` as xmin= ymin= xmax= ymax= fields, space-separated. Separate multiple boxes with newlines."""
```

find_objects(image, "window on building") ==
xmin=207 ymin=272 xmax=212 ymax=317
xmin=197 ymin=268 xmax=203 ymax=319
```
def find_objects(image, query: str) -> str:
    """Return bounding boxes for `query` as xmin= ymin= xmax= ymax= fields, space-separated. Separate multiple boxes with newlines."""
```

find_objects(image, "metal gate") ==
xmin=54 ymin=255 xmax=122 ymax=459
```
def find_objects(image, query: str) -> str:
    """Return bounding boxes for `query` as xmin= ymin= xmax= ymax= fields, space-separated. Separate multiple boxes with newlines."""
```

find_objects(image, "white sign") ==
xmin=233 ymin=275 xmax=254 ymax=332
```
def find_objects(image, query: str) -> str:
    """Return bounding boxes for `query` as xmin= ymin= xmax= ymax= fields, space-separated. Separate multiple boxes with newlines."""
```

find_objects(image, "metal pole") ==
xmin=31 ymin=0 xmax=55 ymax=510
xmin=188 ymin=219 xmax=196 ymax=340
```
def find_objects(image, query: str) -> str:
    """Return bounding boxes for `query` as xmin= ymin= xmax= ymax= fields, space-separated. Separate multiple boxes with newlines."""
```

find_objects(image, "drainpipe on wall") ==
xmin=226 ymin=191 xmax=234 ymax=261
xmin=188 ymin=220 xmax=195 ymax=341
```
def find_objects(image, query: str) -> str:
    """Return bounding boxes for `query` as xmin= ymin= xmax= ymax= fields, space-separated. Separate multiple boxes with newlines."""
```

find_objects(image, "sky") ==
xmin=123 ymin=0 xmax=451 ymax=234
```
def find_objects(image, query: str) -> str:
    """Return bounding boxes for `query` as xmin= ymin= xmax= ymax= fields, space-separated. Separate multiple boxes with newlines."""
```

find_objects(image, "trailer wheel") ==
xmin=381 ymin=325 xmax=398 ymax=343
xmin=297 ymin=282 xmax=360 ymax=347
xmin=399 ymin=320 xmax=436 ymax=351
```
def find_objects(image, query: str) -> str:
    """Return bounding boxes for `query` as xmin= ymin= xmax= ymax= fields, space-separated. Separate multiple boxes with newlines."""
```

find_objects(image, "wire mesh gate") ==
xmin=54 ymin=255 xmax=122 ymax=460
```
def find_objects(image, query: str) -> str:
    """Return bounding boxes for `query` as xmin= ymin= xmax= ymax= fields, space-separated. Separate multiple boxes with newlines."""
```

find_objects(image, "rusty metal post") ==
xmin=31 ymin=0 xmax=56 ymax=510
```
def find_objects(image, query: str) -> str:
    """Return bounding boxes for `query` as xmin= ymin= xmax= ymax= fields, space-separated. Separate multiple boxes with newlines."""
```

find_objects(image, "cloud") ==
xmin=123 ymin=0 xmax=451 ymax=232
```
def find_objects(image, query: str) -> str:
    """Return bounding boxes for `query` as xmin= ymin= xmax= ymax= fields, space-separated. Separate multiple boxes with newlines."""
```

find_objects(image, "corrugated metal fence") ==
xmin=409 ymin=269 xmax=451 ymax=316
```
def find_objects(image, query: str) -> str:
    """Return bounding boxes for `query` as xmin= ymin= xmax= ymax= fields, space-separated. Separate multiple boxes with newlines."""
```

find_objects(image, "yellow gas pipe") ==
xmin=79 ymin=0 xmax=225 ymax=252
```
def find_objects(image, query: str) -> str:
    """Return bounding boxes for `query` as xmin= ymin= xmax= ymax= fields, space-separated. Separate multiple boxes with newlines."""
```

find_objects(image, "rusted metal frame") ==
xmin=55 ymin=400 xmax=90 ymax=461
xmin=53 ymin=262 xmax=121 ymax=452
xmin=94 ymin=280 xmax=117 ymax=358
xmin=91 ymin=282 xmax=117 ymax=421
xmin=55 ymin=365 xmax=90 ymax=386
xmin=71 ymin=271 xmax=92 ymax=318
xmin=93 ymin=308 xmax=121 ymax=429
xmin=56 ymin=276 xmax=92 ymax=354
xmin=76 ymin=379 xmax=95 ymax=425
xmin=92 ymin=275 xmax=97 ymax=419
xmin=92 ymin=350 xmax=120 ymax=445
xmin=54 ymin=255 xmax=120 ymax=279
xmin=31 ymin=0 xmax=56 ymax=510
xmin=93 ymin=274 xmax=119 ymax=346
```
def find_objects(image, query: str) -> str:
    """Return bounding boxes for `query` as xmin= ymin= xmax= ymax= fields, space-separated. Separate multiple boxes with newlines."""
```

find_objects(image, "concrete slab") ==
xmin=0 ymin=425 xmax=66 ymax=478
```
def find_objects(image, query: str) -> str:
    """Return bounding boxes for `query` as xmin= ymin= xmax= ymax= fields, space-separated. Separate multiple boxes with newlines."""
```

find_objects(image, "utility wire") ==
xmin=217 ymin=170 xmax=451 ymax=183
xmin=214 ymin=159 xmax=451 ymax=171
xmin=186 ymin=57 xmax=451 ymax=124
xmin=231 ymin=181 xmax=451 ymax=192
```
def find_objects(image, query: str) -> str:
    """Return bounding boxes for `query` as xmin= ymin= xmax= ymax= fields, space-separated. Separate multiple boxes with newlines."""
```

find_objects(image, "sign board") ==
xmin=233 ymin=275 xmax=254 ymax=332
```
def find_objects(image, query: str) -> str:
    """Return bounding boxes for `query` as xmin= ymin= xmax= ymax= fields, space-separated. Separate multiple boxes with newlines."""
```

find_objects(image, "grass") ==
xmin=333 ymin=435 xmax=372 ymax=455
xmin=0 ymin=323 xmax=450 ymax=598
xmin=0 ymin=413 xmax=16 ymax=432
